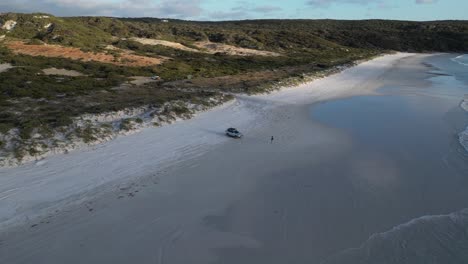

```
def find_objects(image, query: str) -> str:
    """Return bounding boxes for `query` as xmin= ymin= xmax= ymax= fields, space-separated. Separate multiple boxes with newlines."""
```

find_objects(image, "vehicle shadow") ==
xmin=199 ymin=128 xmax=226 ymax=137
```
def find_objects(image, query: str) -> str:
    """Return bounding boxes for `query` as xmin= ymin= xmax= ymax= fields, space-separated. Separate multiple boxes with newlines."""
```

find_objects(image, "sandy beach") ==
xmin=0 ymin=53 xmax=409 ymax=229
xmin=2 ymin=52 xmax=467 ymax=264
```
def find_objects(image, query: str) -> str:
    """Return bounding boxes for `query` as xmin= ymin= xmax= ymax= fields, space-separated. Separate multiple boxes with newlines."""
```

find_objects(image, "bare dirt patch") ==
xmin=131 ymin=38 xmax=200 ymax=53
xmin=42 ymin=68 xmax=84 ymax=76
xmin=194 ymin=41 xmax=281 ymax=57
xmin=6 ymin=41 xmax=167 ymax=67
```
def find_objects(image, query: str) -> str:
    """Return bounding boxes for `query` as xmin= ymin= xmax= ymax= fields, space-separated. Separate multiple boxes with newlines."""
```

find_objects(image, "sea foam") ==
xmin=460 ymin=97 xmax=468 ymax=153
xmin=323 ymin=208 xmax=468 ymax=264
xmin=460 ymin=127 xmax=468 ymax=153
xmin=461 ymin=97 xmax=468 ymax=112
xmin=451 ymin=54 xmax=468 ymax=66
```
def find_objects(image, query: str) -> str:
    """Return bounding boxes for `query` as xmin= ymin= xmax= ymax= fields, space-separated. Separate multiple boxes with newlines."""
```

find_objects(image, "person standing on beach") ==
xmin=270 ymin=136 xmax=274 ymax=144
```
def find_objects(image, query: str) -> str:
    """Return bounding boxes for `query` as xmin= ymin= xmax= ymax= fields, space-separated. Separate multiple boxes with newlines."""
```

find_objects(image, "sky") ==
xmin=0 ymin=0 xmax=466 ymax=21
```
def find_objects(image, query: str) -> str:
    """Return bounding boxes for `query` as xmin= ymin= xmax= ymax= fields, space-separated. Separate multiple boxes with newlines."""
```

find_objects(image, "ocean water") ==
xmin=313 ymin=54 xmax=468 ymax=264
xmin=324 ymin=209 xmax=468 ymax=264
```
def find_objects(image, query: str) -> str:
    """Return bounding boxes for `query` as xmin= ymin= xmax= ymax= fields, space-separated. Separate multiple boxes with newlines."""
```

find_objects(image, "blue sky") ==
xmin=0 ymin=0 xmax=466 ymax=21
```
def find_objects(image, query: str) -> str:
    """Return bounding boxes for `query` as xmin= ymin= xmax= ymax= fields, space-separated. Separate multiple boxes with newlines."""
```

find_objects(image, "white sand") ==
xmin=128 ymin=76 xmax=157 ymax=85
xmin=194 ymin=41 xmax=281 ymax=56
xmin=0 ymin=63 xmax=13 ymax=73
xmin=130 ymin=37 xmax=281 ymax=57
xmin=131 ymin=37 xmax=200 ymax=53
xmin=0 ymin=53 xmax=412 ymax=232
xmin=42 ymin=67 xmax=84 ymax=76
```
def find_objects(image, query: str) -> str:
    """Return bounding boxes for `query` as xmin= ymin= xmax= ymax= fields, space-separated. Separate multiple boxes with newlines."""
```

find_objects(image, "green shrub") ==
xmin=13 ymin=147 xmax=26 ymax=161
xmin=19 ymin=120 xmax=41 ymax=140
xmin=0 ymin=123 xmax=14 ymax=134
xmin=172 ymin=105 xmax=189 ymax=115
xmin=76 ymin=126 xmax=97 ymax=143
xmin=38 ymin=126 xmax=54 ymax=138
xmin=119 ymin=119 xmax=133 ymax=131
xmin=28 ymin=147 xmax=40 ymax=156
xmin=26 ymin=39 xmax=44 ymax=45
xmin=54 ymin=114 xmax=73 ymax=128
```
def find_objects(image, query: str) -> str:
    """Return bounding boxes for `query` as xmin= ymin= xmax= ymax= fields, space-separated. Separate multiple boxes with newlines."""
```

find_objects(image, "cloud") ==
xmin=415 ymin=0 xmax=437 ymax=4
xmin=208 ymin=10 xmax=251 ymax=20
xmin=0 ymin=0 xmax=443 ymax=20
xmin=208 ymin=3 xmax=282 ymax=20
xmin=0 ymin=0 xmax=281 ymax=20
xmin=306 ymin=0 xmax=437 ymax=8
xmin=0 ymin=0 xmax=204 ymax=18
xmin=306 ymin=0 xmax=376 ymax=8
xmin=252 ymin=6 xmax=283 ymax=13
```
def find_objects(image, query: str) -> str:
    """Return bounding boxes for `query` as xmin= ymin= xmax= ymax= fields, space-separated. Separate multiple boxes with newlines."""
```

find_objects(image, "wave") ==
xmin=451 ymin=54 xmax=468 ymax=67
xmin=460 ymin=98 xmax=468 ymax=153
xmin=322 ymin=208 xmax=468 ymax=264
xmin=462 ymin=98 xmax=468 ymax=112
xmin=460 ymin=127 xmax=468 ymax=153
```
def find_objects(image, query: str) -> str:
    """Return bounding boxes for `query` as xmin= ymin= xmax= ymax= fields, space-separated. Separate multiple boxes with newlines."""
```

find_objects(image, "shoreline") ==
xmin=0 ymin=52 xmax=415 ymax=231
xmin=460 ymin=96 xmax=468 ymax=152
xmin=312 ymin=52 xmax=468 ymax=264
xmin=0 ymin=55 xmax=378 ymax=168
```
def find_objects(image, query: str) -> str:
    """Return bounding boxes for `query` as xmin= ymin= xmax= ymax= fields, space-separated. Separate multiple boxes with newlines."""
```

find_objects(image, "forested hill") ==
xmin=121 ymin=18 xmax=468 ymax=52
xmin=1 ymin=13 xmax=468 ymax=52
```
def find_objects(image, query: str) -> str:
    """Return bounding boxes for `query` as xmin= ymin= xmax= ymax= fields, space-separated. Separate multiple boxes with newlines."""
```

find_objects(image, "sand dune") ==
xmin=131 ymin=37 xmax=200 ymax=53
xmin=194 ymin=41 xmax=281 ymax=56
xmin=42 ymin=67 xmax=84 ymax=76
xmin=130 ymin=37 xmax=281 ymax=57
